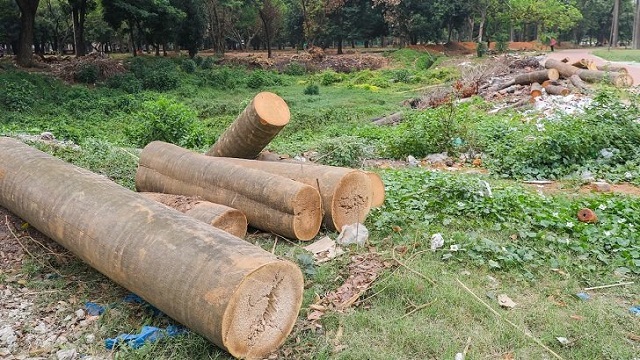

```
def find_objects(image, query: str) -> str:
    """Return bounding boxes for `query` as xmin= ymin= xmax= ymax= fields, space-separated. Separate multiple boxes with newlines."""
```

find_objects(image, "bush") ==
xmin=283 ymin=62 xmax=306 ymax=75
xmin=181 ymin=59 xmax=197 ymax=73
xmin=128 ymin=96 xmax=203 ymax=148
xmin=201 ymin=56 xmax=216 ymax=70
xmin=476 ymin=42 xmax=487 ymax=57
xmin=318 ymin=70 xmax=343 ymax=86
xmin=74 ymin=64 xmax=99 ymax=84
xmin=246 ymin=70 xmax=284 ymax=89
xmin=128 ymin=57 xmax=180 ymax=91
xmin=105 ymin=73 xmax=143 ymax=93
xmin=202 ymin=67 xmax=243 ymax=89
xmin=303 ymin=83 xmax=319 ymax=95
xmin=193 ymin=55 xmax=204 ymax=66
xmin=313 ymin=136 xmax=374 ymax=168
xmin=415 ymin=54 xmax=435 ymax=70
xmin=1 ymin=78 xmax=36 ymax=111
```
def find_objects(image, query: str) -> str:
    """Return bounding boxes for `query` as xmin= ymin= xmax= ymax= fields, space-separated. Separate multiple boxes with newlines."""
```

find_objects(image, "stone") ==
xmin=74 ymin=309 xmax=85 ymax=320
xmin=84 ymin=334 xmax=95 ymax=344
xmin=592 ymin=181 xmax=611 ymax=193
xmin=55 ymin=349 xmax=78 ymax=360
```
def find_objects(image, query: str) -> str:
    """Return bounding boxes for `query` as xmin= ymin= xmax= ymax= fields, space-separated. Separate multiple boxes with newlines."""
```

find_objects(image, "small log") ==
xmin=371 ymin=112 xmax=403 ymax=126
xmin=596 ymin=64 xmax=628 ymax=73
xmin=543 ymin=84 xmax=570 ymax=96
xmin=514 ymin=69 xmax=559 ymax=85
xmin=204 ymin=157 xmax=373 ymax=231
xmin=366 ymin=172 xmax=385 ymax=208
xmin=571 ymin=59 xmax=597 ymax=70
xmin=530 ymin=83 xmax=543 ymax=98
xmin=140 ymin=193 xmax=247 ymax=238
xmin=206 ymin=92 xmax=290 ymax=159
xmin=569 ymin=74 xmax=590 ymax=91
xmin=137 ymin=142 xmax=322 ymax=240
xmin=545 ymin=58 xmax=581 ymax=78
xmin=0 ymin=138 xmax=304 ymax=359
xmin=489 ymin=79 xmax=515 ymax=92
xmin=578 ymin=70 xmax=634 ymax=87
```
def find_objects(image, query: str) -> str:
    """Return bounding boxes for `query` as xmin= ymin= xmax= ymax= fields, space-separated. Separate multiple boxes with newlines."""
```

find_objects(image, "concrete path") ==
xmin=546 ymin=48 xmax=640 ymax=86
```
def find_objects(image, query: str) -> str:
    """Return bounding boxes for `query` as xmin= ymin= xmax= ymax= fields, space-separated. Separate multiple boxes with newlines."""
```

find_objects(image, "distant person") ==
xmin=550 ymin=38 xmax=557 ymax=52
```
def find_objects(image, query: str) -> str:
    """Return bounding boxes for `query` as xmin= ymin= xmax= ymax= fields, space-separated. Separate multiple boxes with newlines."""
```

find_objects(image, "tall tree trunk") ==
xmin=71 ymin=0 xmax=87 ymax=57
xmin=478 ymin=9 xmax=487 ymax=43
xmin=129 ymin=23 xmax=136 ymax=57
xmin=337 ymin=37 xmax=343 ymax=54
xmin=633 ymin=0 xmax=640 ymax=49
xmin=611 ymin=0 xmax=620 ymax=48
xmin=15 ymin=0 xmax=40 ymax=67
xmin=259 ymin=10 xmax=272 ymax=58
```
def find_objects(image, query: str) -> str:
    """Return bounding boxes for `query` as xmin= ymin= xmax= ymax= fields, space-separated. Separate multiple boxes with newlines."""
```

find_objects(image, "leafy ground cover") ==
xmin=592 ymin=49 xmax=640 ymax=63
xmin=0 ymin=50 xmax=639 ymax=359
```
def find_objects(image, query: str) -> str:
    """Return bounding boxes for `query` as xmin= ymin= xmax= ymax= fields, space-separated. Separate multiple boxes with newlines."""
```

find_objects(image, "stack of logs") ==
xmin=0 ymin=92 xmax=384 ymax=359
xmin=136 ymin=91 xmax=385 ymax=241
xmin=490 ymin=57 xmax=633 ymax=102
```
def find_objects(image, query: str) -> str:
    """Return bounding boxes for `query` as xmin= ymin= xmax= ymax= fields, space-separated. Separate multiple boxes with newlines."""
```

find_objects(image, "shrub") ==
xmin=181 ymin=59 xmax=197 ymax=73
xmin=201 ymin=56 xmax=216 ymax=70
xmin=318 ymin=70 xmax=343 ymax=86
xmin=74 ymin=64 xmax=99 ymax=84
xmin=415 ymin=54 xmax=435 ymax=70
xmin=202 ymin=67 xmax=243 ymax=89
xmin=313 ymin=136 xmax=374 ymax=168
xmin=1 ymin=78 xmax=36 ymax=111
xmin=128 ymin=57 xmax=180 ymax=91
xmin=303 ymin=83 xmax=319 ymax=95
xmin=128 ymin=96 xmax=203 ymax=148
xmin=105 ymin=73 xmax=143 ymax=93
xmin=476 ymin=42 xmax=487 ymax=57
xmin=393 ymin=69 xmax=412 ymax=83
xmin=245 ymin=70 xmax=284 ymax=89
xmin=283 ymin=62 xmax=306 ymax=75
xmin=193 ymin=55 xmax=204 ymax=66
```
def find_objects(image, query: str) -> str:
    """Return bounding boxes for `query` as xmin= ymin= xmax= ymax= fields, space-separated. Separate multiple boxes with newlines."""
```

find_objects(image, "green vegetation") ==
xmin=1 ymin=53 xmax=639 ymax=359
xmin=593 ymin=49 xmax=640 ymax=63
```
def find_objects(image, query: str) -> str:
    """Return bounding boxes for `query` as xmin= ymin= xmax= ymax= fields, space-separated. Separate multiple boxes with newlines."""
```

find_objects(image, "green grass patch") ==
xmin=593 ymin=49 xmax=640 ymax=62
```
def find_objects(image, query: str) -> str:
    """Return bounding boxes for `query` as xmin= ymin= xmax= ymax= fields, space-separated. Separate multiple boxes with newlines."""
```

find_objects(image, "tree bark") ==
xmin=513 ymin=69 xmax=560 ymax=85
xmin=544 ymin=58 xmax=581 ymax=78
xmin=206 ymin=92 xmax=290 ymax=159
xmin=578 ymin=69 xmax=634 ymax=87
xmin=140 ymin=192 xmax=247 ymax=238
xmin=15 ymin=0 xmax=40 ymax=67
xmin=0 ymin=137 xmax=304 ymax=359
xmin=611 ymin=0 xmax=620 ymax=48
xmin=366 ymin=172 xmax=385 ymax=207
xmin=634 ymin=0 xmax=640 ymax=49
xmin=569 ymin=74 xmax=590 ymax=91
xmin=205 ymin=158 xmax=373 ymax=232
xmin=71 ymin=0 xmax=87 ymax=56
xmin=370 ymin=111 xmax=403 ymax=126
xmin=137 ymin=142 xmax=322 ymax=240
xmin=544 ymin=84 xmax=570 ymax=96
xmin=596 ymin=64 xmax=628 ymax=73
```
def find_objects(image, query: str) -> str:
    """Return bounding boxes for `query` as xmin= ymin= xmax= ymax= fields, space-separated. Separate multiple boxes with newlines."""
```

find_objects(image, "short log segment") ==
xmin=514 ymin=69 xmax=559 ymax=85
xmin=544 ymin=84 xmax=570 ymax=96
xmin=530 ymin=83 xmax=543 ymax=98
xmin=140 ymin=193 xmax=247 ymax=238
xmin=206 ymin=92 xmax=291 ymax=159
xmin=194 ymin=157 xmax=373 ymax=232
xmin=137 ymin=141 xmax=322 ymax=240
xmin=596 ymin=64 xmax=628 ymax=73
xmin=0 ymin=137 xmax=304 ymax=359
xmin=577 ymin=70 xmax=634 ymax=87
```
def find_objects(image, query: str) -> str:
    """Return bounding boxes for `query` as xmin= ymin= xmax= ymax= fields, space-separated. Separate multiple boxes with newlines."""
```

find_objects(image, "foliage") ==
xmin=74 ymin=64 xmax=100 ymax=84
xmin=303 ymin=83 xmax=319 ymax=95
xmin=592 ymin=49 xmax=640 ymax=62
xmin=283 ymin=62 xmax=306 ymax=76
xmin=312 ymin=135 xmax=374 ymax=168
xmin=200 ymin=56 xmax=216 ymax=70
xmin=317 ymin=69 xmax=344 ymax=86
xmin=200 ymin=66 xmax=244 ymax=89
xmin=181 ymin=58 xmax=197 ymax=73
xmin=476 ymin=42 xmax=487 ymax=57
xmin=245 ymin=69 xmax=284 ymax=89
xmin=105 ymin=73 xmax=143 ymax=93
xmin=1 ymin=77 xmax=36 ymax=111
xmin=128 ymin=57 xmax=180 ymax=91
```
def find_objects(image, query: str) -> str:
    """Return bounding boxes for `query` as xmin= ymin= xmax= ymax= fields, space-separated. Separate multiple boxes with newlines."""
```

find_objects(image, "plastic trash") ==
xmin=575 ymin=292 xmax=590 ymax=301
xmin=336 ymin=223 xmax=368 ymax=246
xmin=85 ymin=302 xmax=105 ymax=316
xmin=430 ymin=233 xmax=444 ymax=250
xmin=123 ymin=293 xmax=163 ymax=316
xmin=630 ymin=305 xmax=640 ymax=316
xmin=406 ymin=155 xmax=419 ymax=167
xmin=105 ymin=325 xmax=187 ymax=349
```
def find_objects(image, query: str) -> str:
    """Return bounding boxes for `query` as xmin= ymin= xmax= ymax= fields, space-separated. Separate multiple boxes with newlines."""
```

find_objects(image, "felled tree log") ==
xmin=206 ymin=92 xmax=290 ymax=159
xmin=514 ymin=69 xmax=559 ymax=85
xmin=569 ymin=74 xmax=590 ymax=91
xmin=596 ymin=64 xmax=628 ymax=73
xmin=544 ymin=84 xmax=570 ymax=96
xmin=137 ymin=141 xmax=322 ymax=240
xmin=571 ymin=59 xmax=597 ymax=70
xmin=0 ymin=137 xmax=304 ymax=359
xmin=140 ymin=193 xmax=247 ymax=238
xmin=530 ymin=83 xmax=543 ymax=98
xmin=578 ymin=70 xmax=634 ymax=87
xmin=366 ymin=172 xmax=385 ymax=207
xmin=545 ymin=58 xmax=581 ymax=78
xmin=201 ymin=157 xmax=373 ymax=231
xmin=371 ymin=112 xmax=403 ymax=126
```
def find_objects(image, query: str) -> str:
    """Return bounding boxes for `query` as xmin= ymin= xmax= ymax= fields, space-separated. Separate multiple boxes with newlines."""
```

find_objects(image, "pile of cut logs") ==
xmin=136 ymin=91 xmax=385 ymax=241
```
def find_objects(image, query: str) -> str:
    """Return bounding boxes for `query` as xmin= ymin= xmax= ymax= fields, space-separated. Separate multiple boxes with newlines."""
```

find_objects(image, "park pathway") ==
xmin=546 ymin=48 xmax=640 ymax=86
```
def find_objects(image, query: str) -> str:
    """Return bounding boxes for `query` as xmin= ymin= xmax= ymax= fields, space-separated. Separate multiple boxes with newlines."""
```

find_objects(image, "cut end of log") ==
xmin=222 ymin=261 xmax=304 ymax=359
xmin=548 ymin=68 xmax=560 ymax=81
xmin=366 ymin=172 xmax=385 ymax=208
xmin=530 ymin=83 xmax=543 ymax=98
xmin=254 ymin=92 xmax=291 ymax=126
xmin=329 ymin=171 xmax=372 ymax=231
xmin=291 ymin=185 xmax=323 ymax=241
xmin=614 ymin=74 xmax=634 ymax=88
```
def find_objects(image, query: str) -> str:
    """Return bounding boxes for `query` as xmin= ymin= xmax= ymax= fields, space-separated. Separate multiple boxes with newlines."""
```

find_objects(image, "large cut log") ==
xmin=530 ymin=83 xmax=543 ymax=98
xmin=0 ymin=137 xmax=304 ymax=360
xmin=140 ymin=192 xmax=247 ymax=238
xmin=569 ymin=74 xmax=590 ymax=91
xmin=137 ymin=141 xmax=322 ymax=240
xmin=544 ymin=58 xmax=581 ymax=78
xmin=514 ymin=69 xmax=559 ymax=85
xmin=200 ymin=157 xmax=372 ymax=231
xmin=543 ymin=84 xmax=570 ymax=96
xmin=577 ymin=70 xmax=634 ymax=87
xmin=206 ymin=92 xmax=290 ymax=159
xmin=596 ymin=64 xmax=628 ymax=73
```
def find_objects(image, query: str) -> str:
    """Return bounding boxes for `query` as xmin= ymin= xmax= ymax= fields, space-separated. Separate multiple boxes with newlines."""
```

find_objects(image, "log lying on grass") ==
xmin=0 ymin=137 xmax=304 ymax=360
xmin=545 ymin=58 xmax=581 ymax=78
xmin=206 ymin=92 xmax=290 ymax=159
xmin=596 ymin=64 xmax=628 ymax=73
xmin=137 ymin=141 xmax=322 ymax=240
xmin=491 ymin=69 xmax=559 ymax=91
xmin=371 ymin=111 xmax=403 ymax=126
xmin=140 ymin=192 xmax=247 ymax=238
xmin=570 ymin=74 xmax=590 ymax=92
xmin=577 ymin=69 xmax=634 ymax=87
xmin=207 ymin=157 xmax=373 ymax=231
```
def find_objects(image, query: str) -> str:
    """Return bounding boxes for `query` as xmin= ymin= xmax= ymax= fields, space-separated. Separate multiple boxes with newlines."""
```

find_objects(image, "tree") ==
xmin=633 ymin=0 xmax=640 ymax=48
xmin=256 ymin=0 xmax=284 ymax=57
xmin=172 ymin=0 xmax=203 ymax=57
xmin=611 ymin=0 xmax=620 ymax=47
xmin=68 ymin=0 xmax=95 ymax=56
xmin=1 ymin=0 xmax=21 ymax=54
xmin=15 ymin=0 xmax=40 ymax=66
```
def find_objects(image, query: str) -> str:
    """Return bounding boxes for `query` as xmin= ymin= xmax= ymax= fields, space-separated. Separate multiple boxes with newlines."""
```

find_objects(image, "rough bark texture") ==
xmin=569 ymin=74 xmax=590 ymax=91
xmin=514 ymin=69 xmax=559 ymax=85
xmin=140 ymin=192 xmax=247 ymax=238
xmin=207 ymin=158 xmax=372 ymax=231
xmin=137 ymin=142 xmax=322 ymax=240
xmin=545 ymin=58 xmax=582 ymax=78
xmin=596 ymin=64 xmax=628 ymax=73
xmin=206 ymin=92 xmax=290 ymax=159
xmin=0 ymin=137 xmax=304 ymax=359
xmin=16 ymin=0 xmax=40 ymax=67
xmin=578 ymin=70 xmax=634 ymax=87
xmin=543 ymin=84 xmax=570 ymax=96
xmin=530 ymin=83 xmax=543 ymax=98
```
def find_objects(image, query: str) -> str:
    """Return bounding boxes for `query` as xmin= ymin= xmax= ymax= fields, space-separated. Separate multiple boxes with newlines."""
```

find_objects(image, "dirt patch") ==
xmin=524 ymin=181 xmax=640 ymax=197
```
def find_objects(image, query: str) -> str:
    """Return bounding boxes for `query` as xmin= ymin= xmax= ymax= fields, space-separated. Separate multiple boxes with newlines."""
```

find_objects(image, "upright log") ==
xmin=206 ymin=92 xmax=291 ymax=159
xmin=202 ymin=157 xmax=372 ymax=231
xmin=140 ymin=193 xmax=247 ymax=238
xmin=137 ymin=141 xmax=322 ymax=240
xmin=0 ymin=137 xmax=304 ymax=360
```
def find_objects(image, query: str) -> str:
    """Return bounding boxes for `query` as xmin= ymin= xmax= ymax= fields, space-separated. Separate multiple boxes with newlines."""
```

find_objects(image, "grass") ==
xmin=592 ymin=49 xmax=640 ymax=63
xmin=1 ymin=50 xmax=639 ymax=359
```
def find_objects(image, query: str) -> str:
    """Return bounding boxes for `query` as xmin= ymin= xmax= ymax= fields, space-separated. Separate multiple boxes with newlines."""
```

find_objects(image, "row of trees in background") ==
xmin=1 ymin=0 xmax=640 ymax=66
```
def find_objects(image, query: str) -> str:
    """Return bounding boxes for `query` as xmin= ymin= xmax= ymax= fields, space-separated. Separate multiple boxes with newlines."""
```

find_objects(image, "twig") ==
xmin=398 ymin=298 xmax=438 ymax=320
xmin=392 ymin=247 xmax=436 ymax=286
xmin=456 ymin=278 xmax=565 ymax=360
xmin=463 ymin=336 xmax=472 ymax=355
xmin=5 ymin=216 xmax=62 ymax=276
xmin=584 ymin=281 xmax=634 ymax=291
xmin=271 ymin=237 xmax=278 ymax=254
